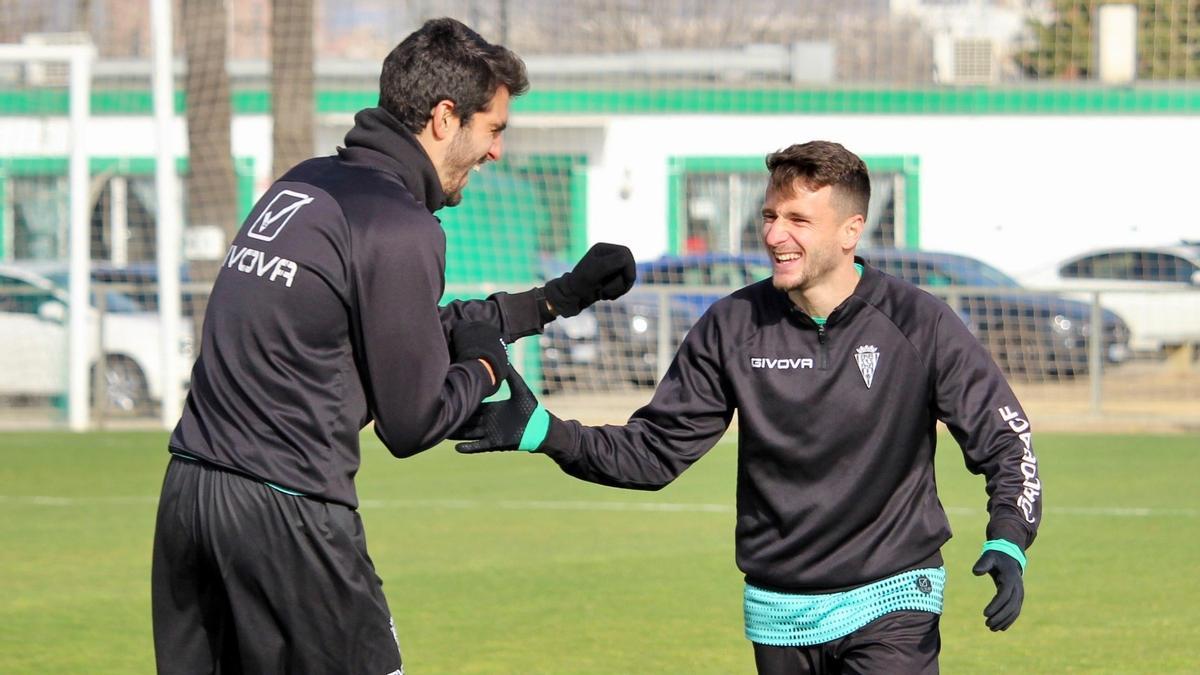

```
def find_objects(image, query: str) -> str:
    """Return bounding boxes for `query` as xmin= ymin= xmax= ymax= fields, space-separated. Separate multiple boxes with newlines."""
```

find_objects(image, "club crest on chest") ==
xmin=854 ymin=345 xmax=880 ymax=388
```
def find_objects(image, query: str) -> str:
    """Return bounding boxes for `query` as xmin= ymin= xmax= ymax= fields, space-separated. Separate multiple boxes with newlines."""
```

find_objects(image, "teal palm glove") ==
xmin=454 ymin=368 xmax=550 ymax=453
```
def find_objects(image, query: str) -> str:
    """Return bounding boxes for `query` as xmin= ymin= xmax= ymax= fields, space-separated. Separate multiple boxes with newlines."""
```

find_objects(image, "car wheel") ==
xmin=93 ymin=356 xmax=150 ymax=415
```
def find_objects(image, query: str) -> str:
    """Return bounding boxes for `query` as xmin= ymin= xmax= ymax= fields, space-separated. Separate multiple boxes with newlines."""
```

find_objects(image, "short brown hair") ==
xmin=765 ymin=141 xmax=870 ymax=219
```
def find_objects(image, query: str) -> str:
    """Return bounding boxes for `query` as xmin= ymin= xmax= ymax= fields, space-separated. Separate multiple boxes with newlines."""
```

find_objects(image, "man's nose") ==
xmin=487 ymin=135 xmax=503 ymax=162
xmin=763 ymin=222 xmax=786 ymax=246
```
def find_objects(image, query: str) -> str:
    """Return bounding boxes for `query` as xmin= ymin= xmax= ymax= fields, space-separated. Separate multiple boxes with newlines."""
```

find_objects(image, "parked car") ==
xmin=1022 ymin=243 xmax=1200 ymax=353
xmin=595 ymin=253 xmax=773 ymax=386
xmin=87 ymin=262 xmax=204 ymax=317
xmin=536 ymin=258 xmax=606 ymax=393
xmin=539 ymin=309 xmax=602 ymax=392
xmin=862 ymin=249 xmax=1131 ymax=378
xmin=0 ymin=264 xmax=194 ymax=413
xmin=538 ymin=253 xmax=770 ymax=390
xmin=594 ymin=250 xmax=1130 ymax=386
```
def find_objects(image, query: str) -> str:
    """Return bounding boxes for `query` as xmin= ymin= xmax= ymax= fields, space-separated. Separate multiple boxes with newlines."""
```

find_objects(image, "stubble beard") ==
xmin=441 ymin=130 xmax=478 ymax=207
xmin=771 ymin=244 xmax=838 ymax=294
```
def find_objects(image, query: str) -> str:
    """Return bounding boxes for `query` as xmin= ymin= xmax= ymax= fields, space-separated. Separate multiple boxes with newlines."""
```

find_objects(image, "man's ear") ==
xmin=841 ymin=213 xmax=865 ymax=250
xmin=429 ymin=99 xmax=458 ymax=141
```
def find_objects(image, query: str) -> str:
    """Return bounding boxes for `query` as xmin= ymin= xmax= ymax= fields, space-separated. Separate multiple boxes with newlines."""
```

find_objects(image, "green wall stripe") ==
xmin=5 ymin=87 xmax=1200 ymax=117
xmin=0 ymin=156 xmax=252 ymax=178
xmin=317 ymin=91 xmax=376 ymax=113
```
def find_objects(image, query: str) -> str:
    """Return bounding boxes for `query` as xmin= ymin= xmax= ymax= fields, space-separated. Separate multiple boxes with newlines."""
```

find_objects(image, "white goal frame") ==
xmin=0 ymin=42 xmax=95 ymax=430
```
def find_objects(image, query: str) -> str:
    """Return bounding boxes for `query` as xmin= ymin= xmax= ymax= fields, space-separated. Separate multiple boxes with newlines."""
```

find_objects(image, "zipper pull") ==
xmin=817 ymin=324 xmax=829 ymax=369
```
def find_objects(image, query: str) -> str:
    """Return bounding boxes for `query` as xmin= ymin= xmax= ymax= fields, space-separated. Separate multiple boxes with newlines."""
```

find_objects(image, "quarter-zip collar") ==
xmin=773 ymin=256 xmax=883 ymax=329
xmin=340 ymin=107 xmax=447 ymax=213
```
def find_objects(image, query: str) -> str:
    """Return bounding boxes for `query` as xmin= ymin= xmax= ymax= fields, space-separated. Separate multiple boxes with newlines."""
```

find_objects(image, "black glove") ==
xmin=972 ymin=547 xmax=1025 ymax=631
xmin=454 ymin=368 xmax=550 ymax=453
xmin=450 ymin=321 xmax=508 ymax=396
xmin=543 ymin=242 xmax=636 ymax=318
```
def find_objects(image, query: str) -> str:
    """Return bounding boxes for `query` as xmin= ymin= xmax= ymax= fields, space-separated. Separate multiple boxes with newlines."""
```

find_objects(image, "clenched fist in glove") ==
xmin=543 ymin=242 xmax=636 ymax=318
xmin=973 ymin=541 xmax=1026 ymax=631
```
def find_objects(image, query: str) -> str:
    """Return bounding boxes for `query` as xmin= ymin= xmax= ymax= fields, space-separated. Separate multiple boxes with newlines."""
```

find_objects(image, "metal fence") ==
xmin=1 ymin=278 xmax=1195 ymax=431
xmin=540 ymin=282 xmax=1199 ymax=429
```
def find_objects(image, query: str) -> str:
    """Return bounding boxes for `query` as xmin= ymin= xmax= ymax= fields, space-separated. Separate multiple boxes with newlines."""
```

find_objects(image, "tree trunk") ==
xmin=271 ymin=0 xmax=315 ymax=179
xmin=75 ymin=0 xmax=92 ymax=32
xmin=181 ymin=0 xmax=237 ymax=332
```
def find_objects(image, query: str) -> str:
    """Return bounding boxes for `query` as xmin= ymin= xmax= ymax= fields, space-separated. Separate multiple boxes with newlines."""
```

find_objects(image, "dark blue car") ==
xmin=539 ymin=253 xmax=768 ymax=390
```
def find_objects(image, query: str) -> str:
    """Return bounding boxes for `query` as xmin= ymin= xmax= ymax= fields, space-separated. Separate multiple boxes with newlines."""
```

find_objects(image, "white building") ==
xmin=2 ymin=54 xmax=1198 ymax=283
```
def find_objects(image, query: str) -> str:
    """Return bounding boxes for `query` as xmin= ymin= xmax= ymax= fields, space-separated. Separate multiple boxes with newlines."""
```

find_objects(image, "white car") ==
xmin=0 ymin=264 xmax=194 ymax=413
xmin=1024 ymin=244 xmax=1200 ymax=352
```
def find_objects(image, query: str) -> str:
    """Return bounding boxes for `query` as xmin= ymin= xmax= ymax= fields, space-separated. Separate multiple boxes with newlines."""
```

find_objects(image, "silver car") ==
xmin=0 ymin=264 xmax=194 ymax=413
xmin=1025 ymin=243 xmax=1200 ymax=353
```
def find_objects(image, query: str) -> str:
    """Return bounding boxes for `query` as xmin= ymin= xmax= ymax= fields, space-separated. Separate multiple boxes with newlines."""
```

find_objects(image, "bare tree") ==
xmin=181 ymin=0 xmax=237 ymax=327
xmin=271 ymin=0 xmax=314 ymax=179
xmin=74 ymin=0 xmax=92 ymax=32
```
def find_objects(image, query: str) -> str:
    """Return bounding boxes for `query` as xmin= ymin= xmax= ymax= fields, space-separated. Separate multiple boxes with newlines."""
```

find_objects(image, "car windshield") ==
xmin=937 ymin=258 xmax=1020 ymax=288
xmin=640 ymin=256 xmax=774 ymax=286
xmin=46 ymin=273 xmax=146 ymax=313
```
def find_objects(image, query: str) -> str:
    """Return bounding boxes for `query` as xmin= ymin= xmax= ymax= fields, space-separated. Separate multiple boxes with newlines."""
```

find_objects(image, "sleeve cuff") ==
xmin=538 ymin=413 xmax=580 ymax=457
xmin=986 ymin=517 xmax=1034 ymax=550
xmin=491 ymin=288 xmax=547 ymax=340
xmin=982 ymin=539 xmax=1027 ymax=572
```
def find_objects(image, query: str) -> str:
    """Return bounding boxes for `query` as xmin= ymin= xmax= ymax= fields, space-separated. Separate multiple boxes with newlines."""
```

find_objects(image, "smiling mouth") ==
xmin=772 ymin=251 xmax=802 ymax=263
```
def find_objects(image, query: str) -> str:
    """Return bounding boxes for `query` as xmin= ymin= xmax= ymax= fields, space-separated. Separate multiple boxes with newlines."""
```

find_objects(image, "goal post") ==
xmin=0 ymin=42 xmax=95 ymax=431
xmin=151 ymin=0 xmax=184 ymax=429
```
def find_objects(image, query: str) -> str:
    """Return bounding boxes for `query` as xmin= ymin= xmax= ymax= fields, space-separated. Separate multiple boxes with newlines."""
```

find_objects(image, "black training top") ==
xmin=541 ymin=260 xmax=1042 ymax=592
xmin=169 ymin=107 xmax=544 ymax=508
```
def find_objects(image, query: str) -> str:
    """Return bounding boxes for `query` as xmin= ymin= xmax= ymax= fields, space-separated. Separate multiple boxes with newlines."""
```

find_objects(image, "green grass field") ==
xmin=1 ymin=430 xmax=1197 ymax=674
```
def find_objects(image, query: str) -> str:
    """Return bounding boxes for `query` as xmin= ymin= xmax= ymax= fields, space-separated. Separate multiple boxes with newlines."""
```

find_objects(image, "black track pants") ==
xmin=152 ymin=456 xmax=403 ymax=675
xmin=752 ymin=611 xmax=940 ymax=675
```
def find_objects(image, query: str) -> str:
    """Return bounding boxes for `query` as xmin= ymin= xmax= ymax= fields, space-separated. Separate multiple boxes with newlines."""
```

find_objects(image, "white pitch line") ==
xmin=0 ymin=495 xmax=158 ymax=506
xmin=358 ymin=498 xmax=734 ymax=513
xmin=0 ymin=495 xmax=1196 ymax=518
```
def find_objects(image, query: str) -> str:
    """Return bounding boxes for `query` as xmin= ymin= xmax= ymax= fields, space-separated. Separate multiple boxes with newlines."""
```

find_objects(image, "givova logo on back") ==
xmin=223 ymin=244 xmax=298 ymax=288
xmin=225 ymin=189 xmax=309 ymax=288
xmin=248 ymin=189 xmax=314 ymax=242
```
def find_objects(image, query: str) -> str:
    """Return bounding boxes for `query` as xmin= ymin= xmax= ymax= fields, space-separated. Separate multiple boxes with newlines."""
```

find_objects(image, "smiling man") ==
xmin=151 ymin=17 xmax=636 ymax=675
xmin=455 ymin=141 xmax=1041 ymax=674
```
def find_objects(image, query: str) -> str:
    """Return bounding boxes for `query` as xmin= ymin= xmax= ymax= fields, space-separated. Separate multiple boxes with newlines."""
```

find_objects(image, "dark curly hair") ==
xmin=379 ymin=18 xmax=529 ymax=134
